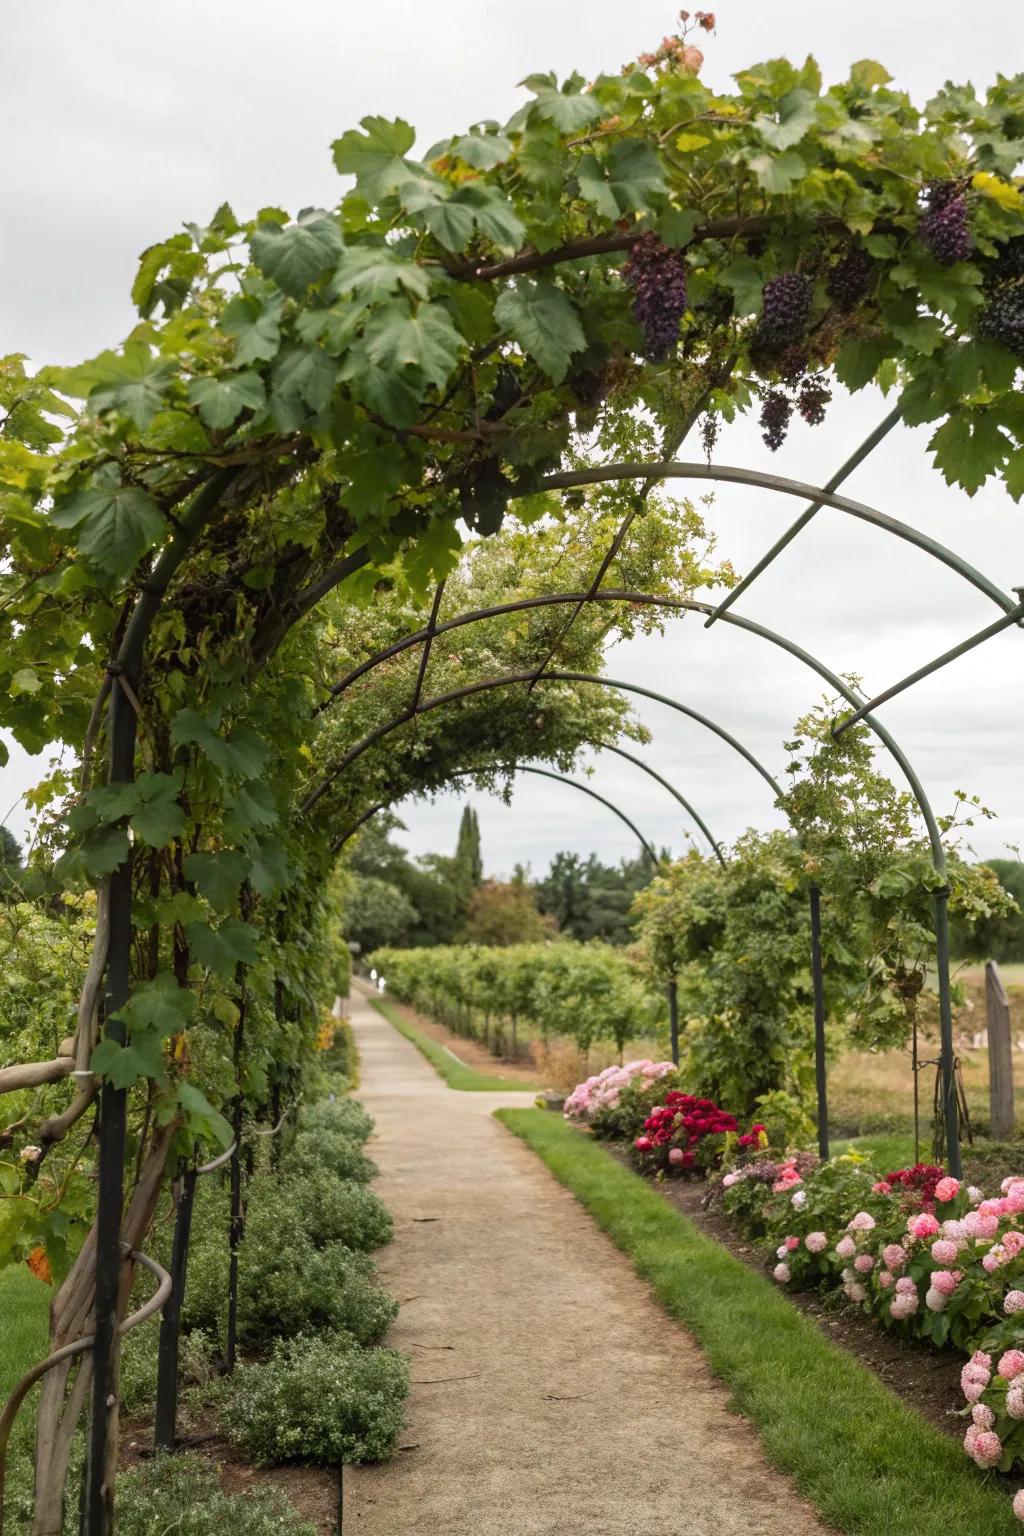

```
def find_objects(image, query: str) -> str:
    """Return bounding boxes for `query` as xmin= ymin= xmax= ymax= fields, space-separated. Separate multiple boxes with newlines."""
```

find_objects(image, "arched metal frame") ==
xmin=307 ymin=442 xmax=1024 ymax=1177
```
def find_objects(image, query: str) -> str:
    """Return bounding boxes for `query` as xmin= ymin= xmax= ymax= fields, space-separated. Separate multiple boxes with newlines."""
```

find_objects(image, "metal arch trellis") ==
xmin=308 ymin=447 xmax=1024 ymax=1176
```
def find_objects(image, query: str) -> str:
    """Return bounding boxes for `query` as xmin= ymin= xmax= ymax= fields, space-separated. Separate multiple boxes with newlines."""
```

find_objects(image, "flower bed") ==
xmin=563 ymin=1062 xmax=1024 ymax=1520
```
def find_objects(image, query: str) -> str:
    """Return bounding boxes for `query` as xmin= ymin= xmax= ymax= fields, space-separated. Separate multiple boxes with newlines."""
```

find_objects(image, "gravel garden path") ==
xmin=344 ymin=984 xmax=831 ymax=1536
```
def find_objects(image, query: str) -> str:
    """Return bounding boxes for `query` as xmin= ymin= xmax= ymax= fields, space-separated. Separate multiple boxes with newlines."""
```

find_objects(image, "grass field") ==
xmin=499 ymin=1108 xmax=1021 ymax=1536
xmin=0 ymin=1265 xmax=52 ymax=1526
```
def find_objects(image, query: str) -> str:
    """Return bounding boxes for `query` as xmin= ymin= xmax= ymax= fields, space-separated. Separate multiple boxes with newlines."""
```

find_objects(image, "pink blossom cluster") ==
xmin=563 ymin=1060 xmax=674 ymax=1123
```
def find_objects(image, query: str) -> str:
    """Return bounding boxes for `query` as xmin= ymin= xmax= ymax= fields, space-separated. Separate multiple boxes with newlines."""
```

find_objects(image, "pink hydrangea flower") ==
xmin=773 ymin=1262 xmax=790 ymax=1284
xmin=965 ymin=1210 xmax=1000 ymax=1240
xmin=845 ymin=1281 xmax=868 ymax=1303
xmin=973 ymin=1403 xmax=996 ymax=1430
xmin=931 ymin=1238 xmax=960 ymax=1265
xmin=1013 ymin=1488 xmax=1024 ymax=1520
xmin=1005 ymin=1291 xmax=1024 ymax=1315
xmin=1005 ymin=1231 xmax=1024 ymax=1257
xmin=784 ymin=1235 xmax=800 ymax=1252
xmin=777 ymin=1245 xmax=790 ymax=1260
xmin=854 ymin=1254 xmax=874 ymax=1274
xmin=871 ymin=1180 xmax=892 ymax=1194
xmin=895 ymin=1277 xmax=917 ymax=1295
xmin=930 ymin=1270 xmax=962 ymax=1297
xmin=835 ymin=1235 xmax=857 ymax=1260
xmin=791 ymin=1189 xmax=807 ymax=1210
xmin=805 ymin=1232 xmax=827 ymax=1253
xmin=908 ymin=1212 xmax=940 ymax=1239
xmin=878 ymin=1269 xmax=894 ymax=1290
xmin=722 ymin=1172 xmax=739 ymax=1188
xmin=984 ymin=1248 xmax=1008 ymax=1274
xmin=1009 ymin=1385 xmax=1024 ymax=1421
xmin=847 ymin=1211 xmax=876 ymax=1232
xmin=999 ymin=1351 xmax=1024 ymax=1381
xmin=925 ymin=1286 xmax=947 ymax=1312
xmin=882 ymin=1243 xmax=907 ymax=1272
xmin=935 ymin=1176 xmax=960 ymax=1202
xmin=971 ymin=1429 xmax=1003 ymax=1469
xmin=890 ymin=1294 xmax=918 ymax=1320
xmin=963 ymin=1378 xmax=987 ymax=1404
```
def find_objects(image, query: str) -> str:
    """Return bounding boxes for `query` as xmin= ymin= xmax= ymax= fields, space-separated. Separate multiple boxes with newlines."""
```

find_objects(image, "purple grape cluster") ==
xmin=754 ymin=273 xmax=813 ymax=356
xmin=986 ymin=235 xmax=1024 ymax=288
xmin=623 ymin=233 xmax=689 ymax=359
xmin=759 ymin=390 xmax=792 ymax=451
xmin=918 ymin=180 xmax=972 ymax=266
xmin=826 ymin=247 xmax=872 ymax=311
xmin=797 ymin=374 xmax=832 ymax=425
xmin=979 ymin=284 xmax=1024 ymax=359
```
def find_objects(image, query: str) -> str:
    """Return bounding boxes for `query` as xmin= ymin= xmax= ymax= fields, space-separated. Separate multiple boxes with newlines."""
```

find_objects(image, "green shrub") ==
xmin=117 ymin=1452 xmax=315 ymax=1536
xmin=250 ymin=1169 xmax=392 ymax=1252
xmin=289 ymin=1127 xmax=376 ymax=1184
xmin=237 ymin=1202 xmax=396 ymax=1347
xmin=223 ymin=1333 xmax=409 ymax=1466
xmin=299 ymin=1095 xmax=373 ymax=1145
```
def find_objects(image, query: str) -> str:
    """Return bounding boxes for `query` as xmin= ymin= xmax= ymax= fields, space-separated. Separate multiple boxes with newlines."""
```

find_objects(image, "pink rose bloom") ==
xmin=784 ymin=1235 xmax=800 ymax=1252
xmin=1013 ymin=1488 xmax=1024 ymax=1520
xmin=1009 ymin=1385 xmax=1024 ymax=1421
xmin=668 ymin=1148 xmax=685 ymax=1166
xmin=935 ymin=1176 xmax=960 ymax=1202
xmin=871 ymin=1181 xmax=892 ymax=1195
xmin=895 ymin=1277 xmax=917 ymax=1296
xmin=908 ymin=1212 xmax=940 ymax=1240
xmin=973 ymin=1403 xmax=996 ymax=1429
xmin=635 ymin=1136 xmax=653 ymax=1151
xmin=878 ymin=1269 xmax=894 ymax=1290
xmin=931 ymin=1270 xmax=962 ymax=1297
xmin=847 ymin=1211 xmax=876 ymax=1232
xmin=931 ymin=1238 xmax=960 ymax=1265
xmin=805 ymin=1232 xmax=827 ymax=1254
xmin=882 ymin=1243 xmax=906 ymax=1272
xmin=1005 ymin=1290 xmax=1024 ymax=1315
xmin=773 ymin=1262 xmax=790 ymax=1284
xmin=835 ymin=1235 xmax=857 ymax=1260
xmin=971 ymin=1429 xmax=1003 ymax=1469
xmin=854 ymin=1254 xmax=874 ymax=1274
xmin=999 ymin=1350 xmax=1024 ymax=1381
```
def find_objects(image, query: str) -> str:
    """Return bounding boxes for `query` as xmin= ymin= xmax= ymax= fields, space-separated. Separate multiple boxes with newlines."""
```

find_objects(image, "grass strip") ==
xmin=369 ymin=996 xmax=537 ymax=1092
xmin=497 ymin=1108 xmax=1019 ymax=1536
xmin=0 ymin=1267 xmax=50 ymax=1399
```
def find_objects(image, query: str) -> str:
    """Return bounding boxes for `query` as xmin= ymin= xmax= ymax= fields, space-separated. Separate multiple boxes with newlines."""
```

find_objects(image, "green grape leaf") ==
xmin=223 ymin=781 xmax=279 ymax=835
xmin=82 ymin=826 xmax=130 ymax=878
xmin=746 ymin=149 xmax=807 ymax=195
xmin=177 ymin=1082 xmax=233 ymax=1148
xmin=928 ymin=411 xmax=1010 ymax=495
xmin=363 ymin=302 xmax=463 ymax=391
xmin=51 ymin=486 xmax=167 ymax=576
xmin=449 ymin=132 xmax=513 ymax=169
xmin=754 ymin=89 xmax=819 ymax=151
xmin=332 ymin=247 xmax=431 ymax=305
xmin=332 ymin=116 xmax=424 ymax=201
xmin=222 ymin=296 xmax=282 ymax=366
xmin=186 ymin=918 xmax=260 ymax=977
xmin=114 ymin=975 xmax=196 ymax=1034
xmin=170 ymin=710 xmax=269 ymax=779
xmin=182 ymin=848 xmax=251 ymax=910
xmin=578 ymin=140 xmax=667 ymax=219
xmin=247 ymin=837 xmax=292 ymax=898
xmin=657 ymin=207 xmax=701 ymax=248
xmin=249 ymin=209 xmax=343 ymax=296
xmin=85 ymin=342 xmax=177 ymax=429
xmin=187 ymin=372 xmax=266 ymax=430
xmin=91 ymin=1029 xmax=166 ymax=1089
xmin=493 ymin=281 xmax=585 ymax=382
xmin=270 ymin=345 xmax=338 ymax=420
xmin=523 ymin=77 xmax=603 ymax=132
xmin=716 ymin=257 xmax=765 ymax=317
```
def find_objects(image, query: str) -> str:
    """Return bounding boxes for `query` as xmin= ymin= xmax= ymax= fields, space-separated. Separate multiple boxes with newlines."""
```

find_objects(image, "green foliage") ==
xmin=461 ymin=877 xmax=554 ymax=945
xmin=289 ymin=1127 xmax=376 ymax=1184
xmin=222 ymin=1332 xmax=409 ymax=1466
xmin=250 ymin=1168 xmax=392 ymax=1252
xmin=369 ymin=995 xmax=534 ymax=1091
xmin=952 ymin=859 xmax=1024 ymax=963
xmin=454 ymin=805 xmax=483 ymax=887
xmin=117 ymin=1454 xmax=317 ymax=1536
xmin=299 ymin=1094 xmax=374 ymax=1145
xmin=534 ymin=849 xmax=655 ymax=945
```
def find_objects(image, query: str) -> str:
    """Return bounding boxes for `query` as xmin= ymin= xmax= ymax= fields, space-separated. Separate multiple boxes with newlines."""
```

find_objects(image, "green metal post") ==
xmin=667 ymin=977 xmax=680 ymax=1067
xmin=934 ymin=888 xmax=962 ymax=1178
xmin=809 ymin=885 xmax=829 ymax=1161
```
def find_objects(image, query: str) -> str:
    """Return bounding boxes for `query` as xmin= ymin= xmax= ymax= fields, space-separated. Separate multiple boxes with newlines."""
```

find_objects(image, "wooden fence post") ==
xmin=987 ymin=959 xmax=1015 ymax=1141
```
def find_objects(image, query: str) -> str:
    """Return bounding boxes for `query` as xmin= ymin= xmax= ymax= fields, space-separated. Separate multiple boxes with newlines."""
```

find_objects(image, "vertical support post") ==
xmin=986 ymin=960 xmax=1015 ymax=1141
xmin=667 ymin=977 xmax=680 ymax=1068
xmin=934 ymin=888 xmax=962 ymax=1178
xmin=809 ymin=885 xmax=829 ymax=1161
xmin=154 ymin=1166 xmax=197 ymax=1451
xmin=84 ymin=675 xmax=135 ymax=1536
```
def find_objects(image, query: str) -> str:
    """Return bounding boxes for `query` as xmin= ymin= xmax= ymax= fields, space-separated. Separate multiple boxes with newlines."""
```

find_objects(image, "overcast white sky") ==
xmin=2 ymin=1 xmax=1022 ymax=874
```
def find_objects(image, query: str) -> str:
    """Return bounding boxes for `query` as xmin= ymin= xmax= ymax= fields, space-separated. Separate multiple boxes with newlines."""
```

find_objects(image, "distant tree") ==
xmin=535 ymin=849 xmax=655 ymax=944
xmin=0 ymin=827 xmax=23 ymax=900
xmin=455 ymin=805 xmax=483 ymax=887
xmin=462 ymin=876 xmax=555 ymax=946
xmin=344 ymin=875 xmax=421 ymax=953
xmin=346 ymin=816 xmax=463 ymax=946
xmin=952 ymin=859 xmax=1024 ymax=963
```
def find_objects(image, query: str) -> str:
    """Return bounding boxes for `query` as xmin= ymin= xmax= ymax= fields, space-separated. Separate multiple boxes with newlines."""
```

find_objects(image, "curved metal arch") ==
xmin=316 ymin=589 xmax=943 ymax=868
xmin=301 ymin=669 xmax=784 ymax=820
xmin=531 ymin=461 xmax=1018 ymax=617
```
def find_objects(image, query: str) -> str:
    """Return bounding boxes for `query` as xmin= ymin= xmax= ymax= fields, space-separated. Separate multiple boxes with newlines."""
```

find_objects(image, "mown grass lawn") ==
xmin=499 ymin=1108 xmax=1022 ymax=1536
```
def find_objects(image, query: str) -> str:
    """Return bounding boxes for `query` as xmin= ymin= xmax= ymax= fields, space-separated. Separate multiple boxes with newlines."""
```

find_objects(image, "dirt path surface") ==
xmin=345 ymin=984 xmax=831 ymax=1536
